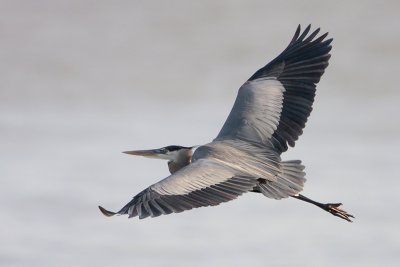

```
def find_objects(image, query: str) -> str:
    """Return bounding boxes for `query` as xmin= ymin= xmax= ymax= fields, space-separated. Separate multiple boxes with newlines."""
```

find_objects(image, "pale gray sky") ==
xmin=1 ymin=1 xmax=399 ymax=266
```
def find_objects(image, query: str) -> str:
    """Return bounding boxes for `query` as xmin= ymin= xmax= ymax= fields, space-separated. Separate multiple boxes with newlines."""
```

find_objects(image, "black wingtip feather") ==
xmin=304 ymin=28 xmax=320 ymax=43
xmin=290 ymin=25 xmax=302 ymax=44
xmin=98 ymin=206 xmax=117 ymax=217
xmin=249 ymin=25 xmax=331 ymax=82
xmin=297 ymin=24 xmax=311 ymax=41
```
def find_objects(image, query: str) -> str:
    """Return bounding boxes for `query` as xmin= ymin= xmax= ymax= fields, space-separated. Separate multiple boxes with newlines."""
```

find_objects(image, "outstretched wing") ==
xmin=99 ymin=159 xmax=257 ymax=219
xmin=216 ymin=25 xmax=332 ymax=153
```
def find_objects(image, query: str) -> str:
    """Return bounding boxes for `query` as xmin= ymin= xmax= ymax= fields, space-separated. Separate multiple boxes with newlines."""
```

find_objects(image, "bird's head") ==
xmin=123 ymin=145 xmax=192 ymax=162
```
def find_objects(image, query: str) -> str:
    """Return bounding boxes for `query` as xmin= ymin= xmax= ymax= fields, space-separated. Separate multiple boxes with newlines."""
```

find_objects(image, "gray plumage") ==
xmin=99 ymin=25 xmax=354 ymax=222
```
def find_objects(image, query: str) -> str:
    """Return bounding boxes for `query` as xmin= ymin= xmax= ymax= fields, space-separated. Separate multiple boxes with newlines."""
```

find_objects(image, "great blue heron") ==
xmin=99 ymin=25 xmax=354 ymax=222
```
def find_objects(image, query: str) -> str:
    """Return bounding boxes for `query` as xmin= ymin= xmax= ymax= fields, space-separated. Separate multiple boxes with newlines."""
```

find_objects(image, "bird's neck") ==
xmin=167 ymin=148 xmax=194 ymax=174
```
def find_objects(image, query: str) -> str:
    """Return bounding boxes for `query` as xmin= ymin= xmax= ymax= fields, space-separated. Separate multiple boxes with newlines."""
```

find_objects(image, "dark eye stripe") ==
xmin=165 ymin=145 xmax=190 ymax=152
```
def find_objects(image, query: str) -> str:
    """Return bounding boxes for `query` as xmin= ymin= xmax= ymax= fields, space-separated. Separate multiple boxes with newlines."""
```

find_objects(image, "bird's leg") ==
xmin=291 ymin=194 xmax=354 ymax=222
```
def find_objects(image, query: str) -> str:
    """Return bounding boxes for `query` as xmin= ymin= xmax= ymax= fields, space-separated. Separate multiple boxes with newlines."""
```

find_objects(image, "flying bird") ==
xmin=99 ymin=25 xmax=354 ymax=222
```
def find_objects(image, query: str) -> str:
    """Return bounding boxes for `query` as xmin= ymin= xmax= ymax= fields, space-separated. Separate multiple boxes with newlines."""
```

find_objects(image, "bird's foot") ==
xmin=323 ymin=203 xmax=354 ymax=222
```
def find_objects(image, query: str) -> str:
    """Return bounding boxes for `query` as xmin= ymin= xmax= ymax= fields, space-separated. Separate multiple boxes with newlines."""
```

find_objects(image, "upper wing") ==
xmin=99 ymin=159 xmax=257 ymax=219
xmin=216 ymin=25 xmax=332 ymax=153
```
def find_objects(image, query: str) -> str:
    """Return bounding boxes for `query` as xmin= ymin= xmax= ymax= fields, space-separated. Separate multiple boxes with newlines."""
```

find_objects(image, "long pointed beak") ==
xmin=123 ymin=149 xmax=164 ymax=158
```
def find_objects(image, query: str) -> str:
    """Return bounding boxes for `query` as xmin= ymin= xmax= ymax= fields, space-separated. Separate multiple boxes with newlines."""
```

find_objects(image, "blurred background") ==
xmin=1 ymin=0 xmax=399 ymax=266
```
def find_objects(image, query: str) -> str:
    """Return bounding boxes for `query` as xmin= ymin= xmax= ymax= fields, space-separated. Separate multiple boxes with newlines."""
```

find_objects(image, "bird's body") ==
xmin=99 ymin=25 xmax=354 ymax=222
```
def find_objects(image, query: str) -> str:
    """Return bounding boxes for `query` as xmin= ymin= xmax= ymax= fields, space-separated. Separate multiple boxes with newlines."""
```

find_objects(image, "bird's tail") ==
xmin=258 ymin=160 xmax=306 ymax=199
